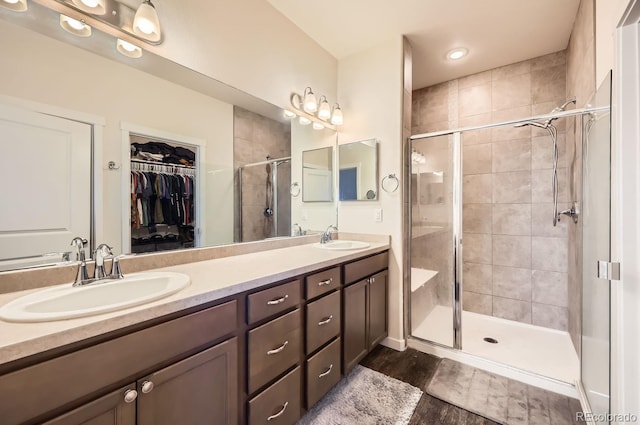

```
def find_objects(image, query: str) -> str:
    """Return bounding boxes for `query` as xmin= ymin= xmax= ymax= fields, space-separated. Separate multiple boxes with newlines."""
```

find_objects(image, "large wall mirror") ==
xmin=0 ymin=3 xmax=338 ymax=272
xmin=338 ymin=139 xmax=378 ymax=201
xmin=302 ymin=147 xmax=333 ymax=202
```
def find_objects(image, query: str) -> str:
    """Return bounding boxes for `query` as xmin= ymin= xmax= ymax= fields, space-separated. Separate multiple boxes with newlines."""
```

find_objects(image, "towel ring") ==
xmin=381 ymin=174 xmax=399 ymax=193
xmin=290 ymin=182 xmax=301 ymax=197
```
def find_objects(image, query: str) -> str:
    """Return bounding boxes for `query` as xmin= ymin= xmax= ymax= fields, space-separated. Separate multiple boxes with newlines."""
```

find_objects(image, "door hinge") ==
xmin=597 ymin=261 xmax=620 ymax=281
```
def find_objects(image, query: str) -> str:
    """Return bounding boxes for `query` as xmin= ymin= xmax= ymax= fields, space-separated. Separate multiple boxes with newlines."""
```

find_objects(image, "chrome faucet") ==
xmin=73 ymin=243 xmax=124 ymax=286
xmin=94 ymin=244 xmax=113 ymax=279
xmin=320 ymin=225 xmax=338 ymax=244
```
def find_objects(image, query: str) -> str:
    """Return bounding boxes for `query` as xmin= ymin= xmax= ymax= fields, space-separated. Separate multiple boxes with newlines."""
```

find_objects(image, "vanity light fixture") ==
xmin=302 ymin=87 xmax=318 ymax=113
xmin=1 ymin=0 xmax=27 ymax=12
xmin=60 ymin=14 xmax=92 ymax=37
xmin=283 ymin=110 xmax=296 ymax=119
xmin=447 ymin=47 xmax=468 ymax=61
xmin=116 ymin=39 xmax=142 ymax=58
xmin=330 ymin=103 xmax=343 ymax=126
xmin=133 ymin=0 xmax=161 ymax=42
xmin=71 ymin=0 xmax=106 ymax=15
xmin=317 ymin=96 xmax=331 ymax=120
xmin=299 ymin=116 xmax=311 ymax=126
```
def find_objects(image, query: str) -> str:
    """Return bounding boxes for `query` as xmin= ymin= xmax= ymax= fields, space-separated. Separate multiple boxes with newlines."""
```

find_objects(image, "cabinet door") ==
xmin=43 ymin=385 xmax=136 ymax=425
xmin=343 ymin=279 xmax=368 ymax=373
xmin=368 ymin=270 xmax=388 ymax=349
xmin=137 ymin=337 xmax=238 ymax=425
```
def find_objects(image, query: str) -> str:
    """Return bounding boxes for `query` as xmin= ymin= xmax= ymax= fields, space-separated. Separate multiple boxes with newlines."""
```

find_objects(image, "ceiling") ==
xmin=267 ymin=0 xmax=581 ymax=89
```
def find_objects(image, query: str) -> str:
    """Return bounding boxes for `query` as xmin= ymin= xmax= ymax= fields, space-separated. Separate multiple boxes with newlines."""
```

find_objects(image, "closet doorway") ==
xmin=121 ymin=122 xmax=205 ymax=255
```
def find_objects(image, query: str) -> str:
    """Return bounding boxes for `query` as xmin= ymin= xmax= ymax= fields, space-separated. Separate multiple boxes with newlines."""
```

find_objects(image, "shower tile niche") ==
xmin=412 ymin=50 xmax=571 ymax=331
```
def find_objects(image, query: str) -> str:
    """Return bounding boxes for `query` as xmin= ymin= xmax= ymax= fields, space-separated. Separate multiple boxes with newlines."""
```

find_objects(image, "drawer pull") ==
xmin=267 ymin=294 xmax=289 ymax=305
xmin=318 ymin=278 xmax=333 ymax=286
xmin=318 ymin=315 xmax=333 ymax=326
xmin=267 ymin=340 xmax=289 ymax=355
xmin=318 ymin=364 xmax=333 ymax=378
xmin=267 ymin=401 xmax=289 ymax=421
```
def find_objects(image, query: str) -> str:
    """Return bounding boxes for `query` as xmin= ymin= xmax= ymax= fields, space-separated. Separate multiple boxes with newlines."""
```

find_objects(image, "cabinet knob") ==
xmin=141 ymin=380 xmax=154 ymax=394
xmin=267 ymin=401 xmax=289 ymax=421
xmin=123 ymin=389 xmax=138 ymax=403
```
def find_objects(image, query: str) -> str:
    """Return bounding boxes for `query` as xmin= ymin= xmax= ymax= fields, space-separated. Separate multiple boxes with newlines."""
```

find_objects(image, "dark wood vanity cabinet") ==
xmin=342 ymin=253 xmax=389 ymax=373
xmin=1 ymin=249 xmax=389 ymax=425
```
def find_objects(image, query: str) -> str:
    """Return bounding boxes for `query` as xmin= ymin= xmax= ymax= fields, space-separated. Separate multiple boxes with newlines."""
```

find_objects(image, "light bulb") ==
xmin=302 ymin=87 xmax=317 ymax=113
xmin=60 ymin=15 xmax=92 ymax=37
xmin=71 ymin=0 xmax=106 ymax=15
xmin=1 ymin=0 xmax=27 ymax=12
xmin=117 ymin=39 xmax=142 ymax=58
xmin=67 ymin=17 xmax=85 ymax=30
xmin=283 ymin=110 xmax=296 ymax=119
xmin=447 ymin=47 xmax=468 ymax=61
xmin=299 ymin=116 xmax=311 ymax=126
xmin=133 ymin=0 xmax=161 ymax=42
xmin=330 ymin=104 xmax=343 ymax=126
xmin=312 ymin=122 xmax=324 ymax=130
xmin=317 ymin=96 xmax=331 ymax=120
xmin=4 ymin=0 xmax=19 ymax=4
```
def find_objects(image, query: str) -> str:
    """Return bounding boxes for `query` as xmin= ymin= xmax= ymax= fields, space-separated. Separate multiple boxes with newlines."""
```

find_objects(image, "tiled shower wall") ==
xmin=412 ymin=50 xmax=573 ymax=331
xmin=566 ymin=0 xmax=596 ymax=352
xmin=233 ymin=106 xmax=291 ymax=242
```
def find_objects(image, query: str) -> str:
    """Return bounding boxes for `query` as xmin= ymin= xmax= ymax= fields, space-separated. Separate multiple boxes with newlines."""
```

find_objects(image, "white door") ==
xmin=0 ymin=104 xmax=92 ymax=262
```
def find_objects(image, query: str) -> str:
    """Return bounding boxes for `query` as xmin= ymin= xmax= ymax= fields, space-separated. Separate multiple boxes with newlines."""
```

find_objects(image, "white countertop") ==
xmin=0 ymin=240 xmax=388 ymax=366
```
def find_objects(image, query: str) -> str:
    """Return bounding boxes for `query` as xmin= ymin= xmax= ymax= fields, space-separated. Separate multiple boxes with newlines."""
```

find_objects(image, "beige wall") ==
xmin=0 ymin=21 xmax=235 ymax=254
xmin=413 ymin=51 xmax=573 ymax=331
xmin=337 ymin=37 xmax=406 ymax=348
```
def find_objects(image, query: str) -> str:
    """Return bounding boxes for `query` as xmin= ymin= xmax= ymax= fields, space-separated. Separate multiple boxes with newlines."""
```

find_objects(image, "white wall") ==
xmin=145 ymin=0 xmax=338 ymax=110
xmin=0 ymin=21 xmax=234 ymax=254
xmin=337 ymin=37 xmax=405 ymax=347
xmin=595 ymin=0 xmax=633 ymax=85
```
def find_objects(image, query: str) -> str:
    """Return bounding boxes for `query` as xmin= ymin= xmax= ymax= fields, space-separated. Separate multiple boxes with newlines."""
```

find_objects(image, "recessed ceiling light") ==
xmin=447 ymin=47 xmax=468 ymax=61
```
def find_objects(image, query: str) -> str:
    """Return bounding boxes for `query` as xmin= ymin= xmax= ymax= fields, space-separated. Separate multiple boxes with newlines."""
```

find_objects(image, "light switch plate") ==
xmin=374 ymin=208 xmax=383 ymax=223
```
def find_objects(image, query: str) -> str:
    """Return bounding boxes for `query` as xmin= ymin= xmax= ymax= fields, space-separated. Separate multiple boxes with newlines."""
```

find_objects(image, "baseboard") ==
xmin=408 ymin=337 xmax=579 ymax=398
xmin=380 ymin=336 xmax=407 ymax=351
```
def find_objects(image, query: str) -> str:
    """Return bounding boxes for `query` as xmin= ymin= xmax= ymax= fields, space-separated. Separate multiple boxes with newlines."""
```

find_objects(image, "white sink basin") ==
xmin=0 ymin=272 xmax=190 ymax=323
xmin=313 ymin=240 xmax=370 ymax=250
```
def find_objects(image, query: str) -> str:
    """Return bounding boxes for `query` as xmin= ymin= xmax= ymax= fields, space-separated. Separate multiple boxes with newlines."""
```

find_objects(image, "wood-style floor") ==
xmin=359 ymin=346 xmax=501 ymax=425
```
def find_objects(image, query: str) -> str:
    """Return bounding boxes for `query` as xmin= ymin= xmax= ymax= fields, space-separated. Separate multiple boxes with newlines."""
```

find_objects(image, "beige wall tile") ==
xmin=459 ymin=70 xmax=492 ymax=89
xmin=530 ymin=51 xmax=567 ymax=70
xmin=491 ymin=106 xmax=532 ymax=141
xmin=532 ymin=64 xmax=567 ymax=105
xmin=493 ymin=297 xmax=531 ymax=323
xmin=492 ymin=60 xmax=531 ymax=81
xmin=492 ymin=204 xmax=531 ymax=236
xmin=463 ymin=233 xmax=492 ymax=264
xmin=463 ymin=143 xmax=492 ymax=174
xmin=493 ymin=235 xmax=531 ymax=268
xmin=492 ymin=73 xmax=531 ymax=112
xmin=532 ymin=237 xmax=568 ymax=272
xmin=532 ymin=133 xmax=567 ymax=169
xmin=463 ymin=204 xmax=493 ymax=234
xmin=531 ymin=203 xmax=570 ymax=238
xmin=492 ymin=139 xmax=531 ymax=173
xmin=531 ymin=168 xmax=569 ymax=203
xmin=459 ymin=83 xmax=491 ymax=117
xmin=460 ymin=113 xmax=492 ymax=145
xmin=463 ymin=291 xmax=493 ymax=315
xmin=463 ymin=262 xmax=492 ymax=295
xmin=463 ymin=174 xmax=492 ymax=204
xmin=532 ymin=303 xmax=568 ymax=331
xmin=531 ymin=102 xmax=567 ymax=133
xmin=493 ymin=265 xmax=532 ymax=301
xmin=493 ymin=171 xmax=531 ymax=203
xmin=532 ymin=270 xmax=568 ymax=307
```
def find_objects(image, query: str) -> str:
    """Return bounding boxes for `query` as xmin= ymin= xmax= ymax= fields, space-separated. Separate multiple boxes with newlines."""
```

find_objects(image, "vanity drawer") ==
xmin=248 ymin=366 xmax=301 ymax=425
xmin=306 ymin=338 xmax=341 ymax=408
xmin=0 ymin=300 xmax=237 ymax=425
xmin=305 ymin=266 xmax=341 ymax=300
xmin=248 ymin=309 xmax=301 ymax=394
xmin=344 ymin=251 xmax=389 ymax=285
xmin=248 ymin=280 xmax=301 ymax=325
xmin=306 ymin=290 xmax=341 ymax=354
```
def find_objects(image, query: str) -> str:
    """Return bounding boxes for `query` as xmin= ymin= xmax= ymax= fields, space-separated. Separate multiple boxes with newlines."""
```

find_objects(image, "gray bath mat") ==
xmin=297 ymin=365 xmax=422 ymax=425
xmin=426 ymin=359 xmax=581 ymax=425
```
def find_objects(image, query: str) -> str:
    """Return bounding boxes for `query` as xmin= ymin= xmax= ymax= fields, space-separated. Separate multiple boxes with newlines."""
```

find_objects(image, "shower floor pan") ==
xmin=413 ymin=305 xmax=579 ymax=383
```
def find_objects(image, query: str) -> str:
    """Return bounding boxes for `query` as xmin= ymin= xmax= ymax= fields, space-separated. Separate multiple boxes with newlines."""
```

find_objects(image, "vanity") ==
xmin=0 ymin=238 xmax=389 ymax=425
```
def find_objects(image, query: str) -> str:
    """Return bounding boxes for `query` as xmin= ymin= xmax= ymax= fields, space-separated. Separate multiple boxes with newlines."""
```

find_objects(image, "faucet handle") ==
xmin=110 ymin=256 xmax=124 ymax=279
xmin=70 ymin=237 xmax=88 ymax=262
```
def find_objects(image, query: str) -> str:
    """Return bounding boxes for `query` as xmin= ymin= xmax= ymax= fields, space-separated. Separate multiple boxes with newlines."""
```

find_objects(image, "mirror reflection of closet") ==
xmin=129 ymin=133 xmax=200 ymax=253
xmin=302 ymin=147 xmax=334 ymax=202
xmin=338 ymin=139 xmax=378 ymax=201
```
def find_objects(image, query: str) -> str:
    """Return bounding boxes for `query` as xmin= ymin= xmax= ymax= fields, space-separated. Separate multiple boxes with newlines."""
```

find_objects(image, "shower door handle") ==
xmin=596 ymin=261 xmax=620 ymax=280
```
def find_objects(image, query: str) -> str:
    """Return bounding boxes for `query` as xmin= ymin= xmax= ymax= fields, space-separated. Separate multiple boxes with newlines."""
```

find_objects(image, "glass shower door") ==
xmin=409 ymin=133 xmax=459 ymax=348
xmin=581 ymin=72 xmax=612 ymax=417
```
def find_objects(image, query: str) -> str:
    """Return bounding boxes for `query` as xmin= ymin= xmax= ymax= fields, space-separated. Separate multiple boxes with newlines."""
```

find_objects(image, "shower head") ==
xmin=552 ymin=97 xmax=577 ymax=113
xmin=514 ymin=120 xmax=549 ymax=129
